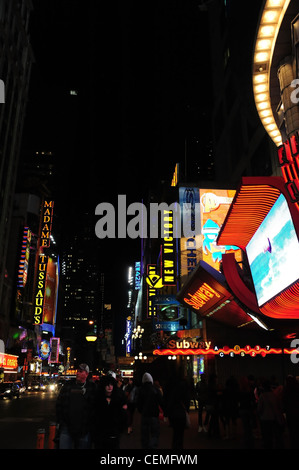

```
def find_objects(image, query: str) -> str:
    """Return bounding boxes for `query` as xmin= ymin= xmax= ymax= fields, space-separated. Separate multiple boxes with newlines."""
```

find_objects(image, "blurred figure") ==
xmin=205 ymin=374 xmax=220 ymax=438
xmin=221 ymin=376 xmax=239 ymax=439
xmin=137 ymin=372 xmax=164 ymax=449
xmin=257 ymin=378 xmax=285 ymax=449
xmin=124 ymin=377 xmax=138 ymax=434
xmin=282 ymin=375 xmax=299 ymax=449
xmin=165 ymin=374 xmax=190 ymax=449
xmin=238 ymin=376 xmax=256 ymax=448
xmin=56 ymin=363 xmax=95 ymax=449
xmin=195 ymin=375 xmax=209 ymax=432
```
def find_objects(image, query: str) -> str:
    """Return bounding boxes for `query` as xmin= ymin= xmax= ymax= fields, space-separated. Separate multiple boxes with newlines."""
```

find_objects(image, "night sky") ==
xmin=21 ymin=2 xmax=210 ymax=252
xmin=19 ymin=1 xmax=211 ymax=336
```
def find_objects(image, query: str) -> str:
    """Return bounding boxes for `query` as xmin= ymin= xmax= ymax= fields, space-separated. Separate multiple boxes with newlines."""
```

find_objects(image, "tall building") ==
xmin=206 ymin=0 xmax=280 ymax=184
xmin=59 ymin=213 xmax=102 ymax=365
xmin=0 ymin=0 xmax=34 ymax=342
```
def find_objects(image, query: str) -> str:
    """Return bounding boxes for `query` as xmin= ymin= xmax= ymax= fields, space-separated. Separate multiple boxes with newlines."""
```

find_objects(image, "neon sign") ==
xmin=183 ymin=282 xmax=221 ymax=310
xmin=177 ymin=261 xmax=232 ymax=317
xmin=278 ymin=132 xmax=299 ymax=209
xmin=0 ymin=353 xmax=18 ymax=369
xmin=161 ymin=210 xmax=176 ymax=286
xmin=17 ymin=227 xmax=31 ymax=288
xmin=41 ymin=201 xmax=54 ymax=247
xmin=153 ymin=345 xmax=299 ymax=357
xmin=146 ymin=265 xmax=158 ymax=317
xmin=33 ymin=254 xmax=48 ymax=325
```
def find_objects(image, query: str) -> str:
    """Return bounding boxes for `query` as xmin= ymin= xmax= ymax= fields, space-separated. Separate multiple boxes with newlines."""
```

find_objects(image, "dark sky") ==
xmin=22 ymin=0 xmax=210 ymax=256
xmin=19 ymin=0 xmax=211 ymax=326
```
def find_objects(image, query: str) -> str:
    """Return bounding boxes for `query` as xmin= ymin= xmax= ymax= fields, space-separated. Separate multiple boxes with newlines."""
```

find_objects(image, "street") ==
xmin=0 ymin=388 xmax=264 ymax=451
xmin=0 ymin=390 xmax=56 ymax=449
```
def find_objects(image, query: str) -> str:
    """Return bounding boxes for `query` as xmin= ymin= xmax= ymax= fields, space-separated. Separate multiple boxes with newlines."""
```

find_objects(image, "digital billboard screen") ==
xmin=246 ymin=194 xmax=299 ymax=306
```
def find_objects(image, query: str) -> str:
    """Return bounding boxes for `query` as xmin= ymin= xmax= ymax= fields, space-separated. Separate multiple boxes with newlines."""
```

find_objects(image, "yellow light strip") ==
xmin=253 ymin=0 xmax=291 ymax=146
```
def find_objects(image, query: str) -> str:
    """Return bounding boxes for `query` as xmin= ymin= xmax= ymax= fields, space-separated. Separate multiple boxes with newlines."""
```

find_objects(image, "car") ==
xmin=0 ymin=382 xmax=20 ymax=399
xmin=14 ymin=381 xmax=26 ymax=394
xmin=27 ymin=381 xmax=40 ymax=391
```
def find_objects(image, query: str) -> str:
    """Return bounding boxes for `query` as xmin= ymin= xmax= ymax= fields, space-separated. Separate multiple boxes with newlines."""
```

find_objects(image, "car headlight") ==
xmin=4 ymin=390 xmax=11 ymax=394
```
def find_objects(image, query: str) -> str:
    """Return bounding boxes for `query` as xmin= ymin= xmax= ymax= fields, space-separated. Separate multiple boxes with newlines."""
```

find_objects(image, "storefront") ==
xmin=0 ymin=352 xmax=18 ymax=381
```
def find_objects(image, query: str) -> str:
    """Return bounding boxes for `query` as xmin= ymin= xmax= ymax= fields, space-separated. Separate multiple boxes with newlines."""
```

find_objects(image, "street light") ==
xmin=132 ymin=325 xmax=144 ymax=339
xmin=86 ymin=331 xmax=97 ymax=342
xmin=86 ymin=321 xmax=97 ymax=342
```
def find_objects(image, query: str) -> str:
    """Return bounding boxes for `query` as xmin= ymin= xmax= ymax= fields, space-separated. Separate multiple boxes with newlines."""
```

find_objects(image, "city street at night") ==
xmin=0 ymin=388 xmax=264 ymax=451
xmin=1 ymin=0 xmax=299 ymax=458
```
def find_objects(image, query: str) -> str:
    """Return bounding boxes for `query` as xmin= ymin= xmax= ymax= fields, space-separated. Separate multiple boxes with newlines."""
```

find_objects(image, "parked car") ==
xmin=0 ymin=382 xmax=20 ymax=399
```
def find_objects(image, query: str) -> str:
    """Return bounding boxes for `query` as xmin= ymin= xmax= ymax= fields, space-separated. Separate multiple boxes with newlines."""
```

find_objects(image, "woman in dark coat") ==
xmin=93 ymin=374 xmax=127 ymax=449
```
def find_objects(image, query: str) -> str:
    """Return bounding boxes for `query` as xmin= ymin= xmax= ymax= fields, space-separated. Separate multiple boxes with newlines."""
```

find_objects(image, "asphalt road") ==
xmin=0 ymin=390 xmax=57 ymax=449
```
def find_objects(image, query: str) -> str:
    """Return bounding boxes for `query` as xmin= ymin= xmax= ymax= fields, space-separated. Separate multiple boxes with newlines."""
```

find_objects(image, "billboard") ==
xmin=246 ymin=193 xmax=299 ymax=306
xmin=179 ymin=187 xmax=201 ymax=287
xmin=42 ymin=257 xmax=59 ymax=326
xmin=200 ymin=189 xmax=241 ymax=271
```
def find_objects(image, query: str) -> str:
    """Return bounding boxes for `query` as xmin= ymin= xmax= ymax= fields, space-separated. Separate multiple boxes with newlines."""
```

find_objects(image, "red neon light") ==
xmin=153 ymin=347 xmax=298 ymax=357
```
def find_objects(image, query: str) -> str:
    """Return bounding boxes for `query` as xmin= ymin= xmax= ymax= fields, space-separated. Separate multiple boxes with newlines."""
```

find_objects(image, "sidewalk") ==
xmin=120 ymin=408 xmax=264 ymax=450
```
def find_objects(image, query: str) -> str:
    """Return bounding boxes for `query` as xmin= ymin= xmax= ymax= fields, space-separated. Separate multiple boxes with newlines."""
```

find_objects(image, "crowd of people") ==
xmin=55 ymin=363 xmax=192 ymax=450
xmin=54 ymin=363 xmax=299 ymax=450
xmin=195 ymin=372 xmax=299 ymax=449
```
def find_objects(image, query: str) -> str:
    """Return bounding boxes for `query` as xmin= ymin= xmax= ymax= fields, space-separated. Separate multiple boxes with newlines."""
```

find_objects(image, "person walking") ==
xmin=257 ymin=378 xmax=285 ymax=449
xmin=165 ymin=374 xmax=190 ymax=449
xmin=137 ymin=372 xmax=164 ymax=449
xmin=56 ymin=363 xmax=95 ymax=449
xmin=282 ymin=375 xmax=299 ymax=449
xmin=93 ymin=374 xmax=128 ymax=449
xmin=124 ymin=378 xmax=138 ymax=434
xmin=195 ymin=375 xmax=209 ymax=432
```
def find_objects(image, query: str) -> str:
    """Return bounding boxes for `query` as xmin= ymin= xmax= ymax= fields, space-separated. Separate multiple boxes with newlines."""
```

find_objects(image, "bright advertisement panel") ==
xmin=42 ymin=257 xmax=59 ymax=325
xmin=200 ymin=189 xmax=241 ymax=271
xmin=246 ymin=193 xmax=299 ymax=307
xmin=179 ymin=187 xmax=201 ymax=287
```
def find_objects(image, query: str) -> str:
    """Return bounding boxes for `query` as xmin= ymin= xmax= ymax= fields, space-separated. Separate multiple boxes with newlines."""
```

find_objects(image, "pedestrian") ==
xmin=56 ymin=363 xmax=95 ymax=449
xmin=93 ymin=373 xmax=128 ymax=449
xmin=257 ymin=378 xmax=285 ymax=449
xmin=221 ymin=375 xmax=239 ymax=439
xmin=124 ymin=377 xmax=138 ymax=434
xmin=165 ymin=374 xmax=190 ymax=449
xmin=195 ymin=375 xmax=209 ymax=432
xmin=238 ymin=376 xmax=256 ymax=448
xmin=137 ymin=372 xmax=164 ymax=449
xmin=205 ymin=373 xmax=220 ymax=438
xmin=282 ymin=375 xmax=299 ymax=449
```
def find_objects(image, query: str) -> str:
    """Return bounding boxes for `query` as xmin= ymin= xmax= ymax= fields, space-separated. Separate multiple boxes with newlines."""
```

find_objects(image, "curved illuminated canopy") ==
xmin=218 ymin=176 xmax=299 ymax=320
xmin=217 ymin=177 xmax=286 ymax=249
xmin=252 ymin=0 xmax=291 ymax=146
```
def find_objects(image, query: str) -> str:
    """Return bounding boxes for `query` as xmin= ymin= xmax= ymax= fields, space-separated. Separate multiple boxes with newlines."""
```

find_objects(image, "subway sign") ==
xmin=176 ymin=260 xmax=231 ymax=317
